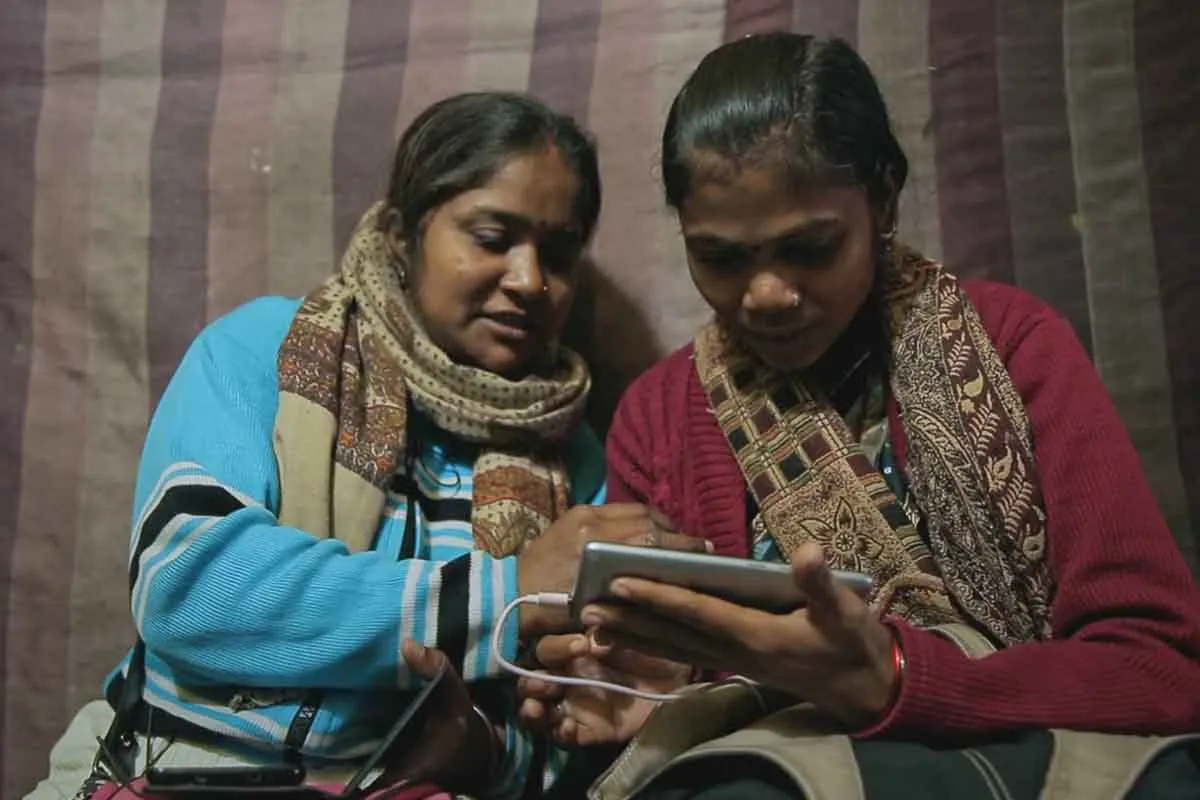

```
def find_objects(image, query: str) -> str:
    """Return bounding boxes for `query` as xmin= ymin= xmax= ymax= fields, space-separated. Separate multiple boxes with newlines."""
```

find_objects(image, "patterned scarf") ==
xmin=695 ymin=246 xmax=1053 ymax=646
xmin=272 ymin=203 xmax=591 ymax=557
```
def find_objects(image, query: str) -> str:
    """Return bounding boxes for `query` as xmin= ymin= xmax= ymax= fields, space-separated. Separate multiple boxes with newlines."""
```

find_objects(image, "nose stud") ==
xmin=788 ymin=290 xmax=801 ymax=308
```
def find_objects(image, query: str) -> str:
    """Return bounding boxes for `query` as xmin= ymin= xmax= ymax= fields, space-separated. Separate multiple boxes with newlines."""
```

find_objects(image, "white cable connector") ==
xmin=490 ymin=593 xmax=685 ymax=702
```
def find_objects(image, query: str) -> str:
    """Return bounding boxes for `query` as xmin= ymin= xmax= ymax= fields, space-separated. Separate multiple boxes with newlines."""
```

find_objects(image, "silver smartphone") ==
xmin=570 ymin=541 xmax=874 ymax=620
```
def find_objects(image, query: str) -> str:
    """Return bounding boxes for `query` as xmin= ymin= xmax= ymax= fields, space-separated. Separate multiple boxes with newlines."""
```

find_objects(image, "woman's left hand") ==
xmin=393 ymin=640 xmax=502 ymax=795
xmin=517 ymin=633 xmax=692 ymax=747
xmin=579 ymin=542 xmax=898 ymax=728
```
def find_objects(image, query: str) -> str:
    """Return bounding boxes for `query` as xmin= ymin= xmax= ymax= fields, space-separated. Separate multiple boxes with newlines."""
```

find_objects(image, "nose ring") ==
xmin=788 ymin=290 xmax=801 ymax=308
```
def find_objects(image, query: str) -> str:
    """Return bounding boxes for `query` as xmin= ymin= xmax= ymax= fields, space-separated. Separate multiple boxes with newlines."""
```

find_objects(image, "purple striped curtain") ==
xmin=1 ymin=0 xmax=1197 ymax=794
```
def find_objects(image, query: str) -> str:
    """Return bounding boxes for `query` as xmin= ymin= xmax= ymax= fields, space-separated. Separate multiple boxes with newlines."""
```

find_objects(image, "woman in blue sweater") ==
xmin=30 ymin=92 xmax=697 ymax=800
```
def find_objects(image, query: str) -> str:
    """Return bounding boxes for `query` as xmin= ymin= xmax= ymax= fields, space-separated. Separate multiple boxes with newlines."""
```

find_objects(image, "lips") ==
xmin=743 ymin=324 xmax=813 ymax=343
xmin=481 ymin=310 xmax=533 ymax=338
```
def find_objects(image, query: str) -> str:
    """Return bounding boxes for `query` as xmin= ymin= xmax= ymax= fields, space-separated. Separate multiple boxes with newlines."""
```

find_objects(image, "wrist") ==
xmin=833 ymin=627 xmax=905 ymax=728
xmin=874 ymin=632 xmax=906 ymax=719
xmin=856 ymin=629 xmax=905 ymax=727
xmin=516 ymin=603 xmax=536 ymax=638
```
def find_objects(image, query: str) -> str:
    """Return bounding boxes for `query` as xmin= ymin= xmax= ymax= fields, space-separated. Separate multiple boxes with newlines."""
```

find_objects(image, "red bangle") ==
xmin=875 ymin=634 xmax=907 ymax=721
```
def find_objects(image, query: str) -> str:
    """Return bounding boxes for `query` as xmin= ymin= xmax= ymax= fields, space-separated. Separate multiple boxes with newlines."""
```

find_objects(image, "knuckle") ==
xmin=648 ymin=507 xmax=674 ymax=529
xmin=664 ymin=533 xmax=698 ymax=551
xmin=533 ymin=642 xmax=558 ymax=665
xmin=743 ymin=624 xmax=780 ymax=657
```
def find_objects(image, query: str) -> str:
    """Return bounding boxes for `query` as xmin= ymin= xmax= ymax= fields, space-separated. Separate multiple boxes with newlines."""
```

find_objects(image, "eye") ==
xmin=471 ymin=227 xmax=511 ymax=254
xmin=691 ymin=248 xmax=750 ymax=274
xmin=539 ymin=247 xmax=575 ymax=274
xmin=777 ymin=236 xmax=841 ymax=268
xmin=538 ymin=232 xmax=583 ymax=274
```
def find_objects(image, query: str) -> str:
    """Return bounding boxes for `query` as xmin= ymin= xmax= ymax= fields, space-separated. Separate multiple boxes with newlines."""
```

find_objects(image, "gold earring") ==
xmin=391 ymin=238 xmax=412 ymax=290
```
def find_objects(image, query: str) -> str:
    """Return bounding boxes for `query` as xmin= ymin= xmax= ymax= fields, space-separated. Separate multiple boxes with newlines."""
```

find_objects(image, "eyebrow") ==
xmin=684 ymin=217 xmax=844 ymax=250
xmin=465 ymin=206 xmax=581 ymax=237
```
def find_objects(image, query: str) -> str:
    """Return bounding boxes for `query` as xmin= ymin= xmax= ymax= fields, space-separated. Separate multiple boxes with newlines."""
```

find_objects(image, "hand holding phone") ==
xmin=516 ymin=504 xmax=709 ymax=636
xmin=571 ymin=540 xmax=899 ymax=729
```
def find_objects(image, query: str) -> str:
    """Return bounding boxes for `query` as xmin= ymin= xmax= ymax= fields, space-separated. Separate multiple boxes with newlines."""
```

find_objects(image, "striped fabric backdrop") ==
xmin=1 ymin=0 xmax=1197 ymax=794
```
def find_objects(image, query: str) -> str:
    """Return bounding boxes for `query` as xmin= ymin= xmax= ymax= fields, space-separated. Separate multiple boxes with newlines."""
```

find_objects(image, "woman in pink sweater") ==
xmin=520 ymin=33 xmax=1200 ymax=799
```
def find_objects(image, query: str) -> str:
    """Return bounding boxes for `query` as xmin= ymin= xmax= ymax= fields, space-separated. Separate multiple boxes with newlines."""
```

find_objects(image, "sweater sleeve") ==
xmin=867 ymin=303 xmax=1200 ymax=738
xmin=130 ymin=299 xmax=519 ymax=690
xmin=605 ymin=382 xmax=655 ymax=506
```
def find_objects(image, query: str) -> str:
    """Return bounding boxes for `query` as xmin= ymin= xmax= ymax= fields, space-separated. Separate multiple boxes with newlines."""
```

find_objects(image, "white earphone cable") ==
xmin=490 ymin=593 xmax=684 ymax=703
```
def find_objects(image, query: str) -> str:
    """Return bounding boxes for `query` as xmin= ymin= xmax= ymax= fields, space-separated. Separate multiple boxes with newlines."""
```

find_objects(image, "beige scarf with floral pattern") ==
xmin=272 ymin=203 xmax=590 ymax=557
xmin=695 ymin=245 xmax=1053 ymax=646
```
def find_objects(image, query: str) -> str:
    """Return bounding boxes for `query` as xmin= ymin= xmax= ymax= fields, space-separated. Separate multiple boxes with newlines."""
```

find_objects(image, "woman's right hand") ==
xmin=516 ymin=503 xmax=709 ymax=636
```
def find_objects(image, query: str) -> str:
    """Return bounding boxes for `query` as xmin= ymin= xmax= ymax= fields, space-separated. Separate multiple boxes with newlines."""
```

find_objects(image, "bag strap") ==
xmin=96 ymin=639 xmax=146 ymax=782
xmin=283 ymin=691 xmax=325 ymax=762
xmin=522 ymin=736 xmax=547 ymax=800
xmin=96 ymin=639 xmax=324 ymax=780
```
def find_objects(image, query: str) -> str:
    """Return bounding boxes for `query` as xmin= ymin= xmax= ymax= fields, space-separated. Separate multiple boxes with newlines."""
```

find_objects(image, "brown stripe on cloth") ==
xmin=393 ymin=0 xmax=468 ymax=132
xmin=1135 ymin=0 xmax=1200 ymax=570
xmin=208 ymin=1 xmax=285 ymax=320
xmin=1063 ymin=0 xmax=1192 ymax=555
xmin=857 ymin=0 xmax=943 ymax=259
xmin=584 ymin=0 xmax=666 ymax=429
xmin=792 ymin=0 xmax=858 ymax=40
xmin=63 ymin=0 xmax=167 ymax=791
xmin=0 ymin=0 xmax=45 ymax=791
xmin=929 ymin=0 xmax=1015 ymax=282
xmin=332 ymin=0 xmax=411 ymax=256
xmin=148 ymin=0 xmax=225 ymax=404
xmin=6 ymin=2 xmax=100 ymax=791
xmin=996 ymin=0 xmax=1092 ymax=351
xmin=266 ymin=1 xmax=351 ymax=297
xmin=528 ymin=0 xmax=601 ymax=121
xmin=723 ymin=0 xmax=793 ymax=41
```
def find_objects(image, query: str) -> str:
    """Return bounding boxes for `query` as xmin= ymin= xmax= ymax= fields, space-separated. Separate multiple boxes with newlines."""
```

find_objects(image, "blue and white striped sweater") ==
xmin=113 ymin=296 xmax=604 ymax=796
